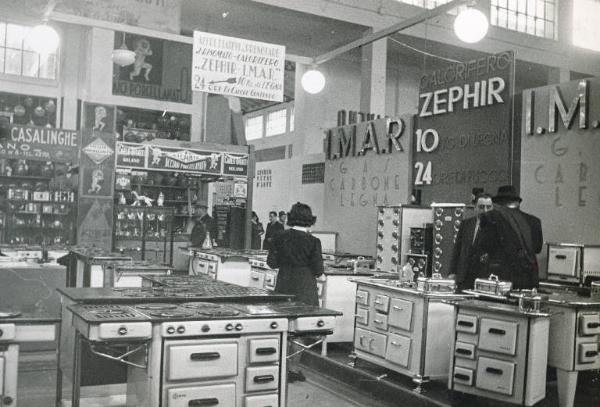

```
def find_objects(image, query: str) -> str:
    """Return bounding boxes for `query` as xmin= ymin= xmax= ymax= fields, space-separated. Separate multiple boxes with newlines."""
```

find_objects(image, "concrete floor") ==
xmin=15 ymin=351 xmax=391 ymax=407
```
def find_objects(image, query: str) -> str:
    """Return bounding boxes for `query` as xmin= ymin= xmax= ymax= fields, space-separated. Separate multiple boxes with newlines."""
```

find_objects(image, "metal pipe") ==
xmin=313 ymin=0 xmax=472 ymax=65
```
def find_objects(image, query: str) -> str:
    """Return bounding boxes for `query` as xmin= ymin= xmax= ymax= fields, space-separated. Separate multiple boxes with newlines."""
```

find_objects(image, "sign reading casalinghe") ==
xmin=192 ymin=31 xmax=285 ymax=102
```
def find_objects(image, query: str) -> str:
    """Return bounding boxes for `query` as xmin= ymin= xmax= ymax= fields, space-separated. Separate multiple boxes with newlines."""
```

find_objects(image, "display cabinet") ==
xmin=113 ymin=205 xmax=174 ymax=263
xmin=0 ymin=169 xmax=77 ymax=246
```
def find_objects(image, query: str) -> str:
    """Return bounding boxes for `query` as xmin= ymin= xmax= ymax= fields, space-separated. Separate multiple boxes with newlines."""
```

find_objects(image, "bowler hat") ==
xmin=493 ymin=185 xmax=522 ymax=203
xmin=278 ymin=210 xmax=286 ymax=217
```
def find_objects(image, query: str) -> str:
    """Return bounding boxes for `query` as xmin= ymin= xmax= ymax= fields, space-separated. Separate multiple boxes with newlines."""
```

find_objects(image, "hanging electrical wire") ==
xmin=388 ymin=36 xmax=462 ymax=63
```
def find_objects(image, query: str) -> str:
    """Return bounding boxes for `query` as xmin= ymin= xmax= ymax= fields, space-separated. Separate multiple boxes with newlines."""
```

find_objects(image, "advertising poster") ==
xmin=147 ymin=145 xmax=222 ymax=175
xmin=192 ymin=31 xmax=285 ymax=102
xmin=83 ymin=103 xmax=116 ymax=133
xmin=80 ymin=129 xmax=115 ymax=198
xmin=116 ymin=142 xmax=147 ymax=168
xmin=223 ymin=153 xmax=249 ymax=176
xmin=113 ymin=32 xmax=192 ymax=104
xmin=0 ymin=125 xmax=79 ymax=163
xmin=413 ymin=50 xmax=515 ymax=204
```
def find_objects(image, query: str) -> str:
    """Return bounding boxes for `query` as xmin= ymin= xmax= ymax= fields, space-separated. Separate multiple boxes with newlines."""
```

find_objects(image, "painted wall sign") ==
xmin=223 ymin=153 xmax=249 ymax=176
xmin=113 ymin=32 xmax=192 ymax=104
xmin=521 ymin=78 xmax=600 ymax=246
xmin=0 ymin=1 xmax=181 ymax=34
xmin=147 ymin=145 xmax=222 ymax=175
xmin=322 ymin=115 xmax=413 ymax=255
xmin=413 ymin=50 xmax=515 ymax=204
xmin=192 ymin=31 xmax=285 ymax=102
xmin=116 ymin=142 xmax=147 ymax=168
xmin=325 ymin=117 xmax=406 ymax=160
xmin=0 ymin=125 xmax=79 ymax=163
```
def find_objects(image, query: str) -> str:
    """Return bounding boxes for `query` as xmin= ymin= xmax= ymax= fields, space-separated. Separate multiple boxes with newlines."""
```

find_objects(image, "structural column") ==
xmin=360 ymin=33 xmax=387 ymax=117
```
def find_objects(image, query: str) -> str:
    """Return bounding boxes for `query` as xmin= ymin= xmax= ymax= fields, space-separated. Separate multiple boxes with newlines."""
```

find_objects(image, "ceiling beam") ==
xmin=313 ymin=0 xmax=469 ymax=65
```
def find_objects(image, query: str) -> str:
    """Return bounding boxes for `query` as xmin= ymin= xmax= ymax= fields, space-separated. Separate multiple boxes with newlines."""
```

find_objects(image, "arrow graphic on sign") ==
xmin=209 ymin=77 xmax=237 ymax=85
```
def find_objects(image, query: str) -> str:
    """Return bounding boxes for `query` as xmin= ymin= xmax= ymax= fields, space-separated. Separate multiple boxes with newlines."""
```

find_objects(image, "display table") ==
xmin=60 ymin=247 xmax=132 ymax=287
xmin=0 ymin=263 xmax=65 ymax=319
xmin=186 ymin=247 xmax=264 ymax=286
xmin=544 ymin=291 xmax=600 ymax=407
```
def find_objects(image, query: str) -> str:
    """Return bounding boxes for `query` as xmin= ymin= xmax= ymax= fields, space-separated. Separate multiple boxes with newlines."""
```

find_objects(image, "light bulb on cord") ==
xmin=25 ymin=22 xmax=59 ymax=54
xmin=301 ymin=69 xmax=326 ymax=94
xmin=454 ymin=8 xmax=488 ymax=43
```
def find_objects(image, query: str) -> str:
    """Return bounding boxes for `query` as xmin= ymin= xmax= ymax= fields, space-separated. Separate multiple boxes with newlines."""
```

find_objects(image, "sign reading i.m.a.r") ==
xmin=413 ymin=51 xmax=515 ymax=204
xmin=520 ymin=78 xmax=600 ymax=244
xmin=323 ymin=116 xmax=412 ymax=256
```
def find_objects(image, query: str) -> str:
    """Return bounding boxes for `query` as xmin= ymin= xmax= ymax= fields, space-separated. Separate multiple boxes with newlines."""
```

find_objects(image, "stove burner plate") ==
xmin=93 ymin=308 xmax=131 ymax=315
xmin=147 ymin=311 xmax=194 ymax=318
xmin=196 ymin=309 xmax=240 ymax=317
xmin=180 ymin=302 xmax=222 ymax=309
xmin=0 ymin=311 xmax=21 ymax=318
xmin=136 ymin=303 xmax=178 ymax=311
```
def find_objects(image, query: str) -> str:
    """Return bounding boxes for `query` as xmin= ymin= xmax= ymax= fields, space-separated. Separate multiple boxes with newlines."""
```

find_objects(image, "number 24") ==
xmin=414 ymin=161 xmax=432 ymax=185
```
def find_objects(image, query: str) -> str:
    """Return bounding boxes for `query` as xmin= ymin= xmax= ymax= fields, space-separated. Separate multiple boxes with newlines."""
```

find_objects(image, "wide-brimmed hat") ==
xmin=492 ymin=185 xmax=522 ymax=203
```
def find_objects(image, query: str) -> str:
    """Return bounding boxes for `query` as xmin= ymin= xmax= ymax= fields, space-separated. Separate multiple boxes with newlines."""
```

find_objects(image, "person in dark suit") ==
xmin=449 ymin=193 xmax=503 ymax=291
xmin=263 ymin=211 xmax=284 ymax=250
xmin=267 ymin=202 xmax=324 ymax=306
xmin=492 ymin=185 xmax=543 ymax=288
xmin=250 ymin=211 xmax=264 ymax=250
xmin=190 ymin=204 xmax=218 ymax=247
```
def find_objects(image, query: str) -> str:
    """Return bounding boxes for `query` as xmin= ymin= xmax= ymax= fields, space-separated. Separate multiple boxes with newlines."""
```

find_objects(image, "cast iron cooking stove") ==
xmin=66 ymin=299 xmax=338 ymax=407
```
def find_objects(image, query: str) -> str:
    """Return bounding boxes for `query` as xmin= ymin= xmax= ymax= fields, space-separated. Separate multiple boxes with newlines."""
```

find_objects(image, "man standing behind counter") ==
xmin=263 ymin=211 xmax=284 ymax=250
xmin=190 ymin=204 xmax=218 ymax=248
xmin=449 ymin=193 xmax=498 ymax=291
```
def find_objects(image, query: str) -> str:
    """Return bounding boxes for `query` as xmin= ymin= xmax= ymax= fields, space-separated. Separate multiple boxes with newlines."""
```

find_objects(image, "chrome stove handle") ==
xmin=188 ymin=398 xmax=219 ymax=406
xmin=359 ymin=335 xmax=366 ymax=347
xmin=368 ymin=337 xmax=376 ymax=350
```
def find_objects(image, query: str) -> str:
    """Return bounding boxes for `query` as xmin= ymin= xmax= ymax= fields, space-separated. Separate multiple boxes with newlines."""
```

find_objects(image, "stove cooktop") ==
xmin=69 ymin=301 xmax=341 ymax=324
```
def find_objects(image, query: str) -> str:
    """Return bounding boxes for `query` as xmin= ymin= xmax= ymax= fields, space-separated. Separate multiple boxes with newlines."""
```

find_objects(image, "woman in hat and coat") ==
xmin=267 ymin=202 xmax=323 ymax=306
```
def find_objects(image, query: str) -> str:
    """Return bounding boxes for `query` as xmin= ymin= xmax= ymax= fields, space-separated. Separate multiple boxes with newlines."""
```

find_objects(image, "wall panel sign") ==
xmin=192 ymin=31 xmax=285 ymax=102
xmin=113 ymin=32 xmax=192 ymax=104
xmin=116 ymin=142 xmax=147 ymax=168
xmin=147 ymin=145 xmax=222 ymax=175
xmin=0 ymin=0 xmax=181 ymax=33
xmin=413 ymin=50 xmax=515 ymax=204
xmin=323 ymin=116 xmax=412 ymax=255
xmin=222 ymin=153 xmax=249 ymax=176
xmin=0 ymin=125 xmax=79 ymax=163
xmin=520 ymin=78 xmax=600 ymax=244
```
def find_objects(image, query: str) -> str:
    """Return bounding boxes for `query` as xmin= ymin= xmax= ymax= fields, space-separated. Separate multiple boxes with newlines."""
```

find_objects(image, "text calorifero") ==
xmin=325 ymin=117 xmax=405 ymax=160
xmin=419 ymin=77 xmax=506 ymax=117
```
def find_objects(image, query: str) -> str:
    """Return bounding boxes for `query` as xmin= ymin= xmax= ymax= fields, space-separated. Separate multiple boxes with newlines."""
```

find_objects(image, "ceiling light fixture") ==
xmin=453 ymin=7 xmax=489 ymax=44
xmin=25 ymin=21 xmax=59 ymax=54
xmin=112 ymin=32 xmax=136 ymax=67
xmin=301 ymin=68 xmax=326 ymax=94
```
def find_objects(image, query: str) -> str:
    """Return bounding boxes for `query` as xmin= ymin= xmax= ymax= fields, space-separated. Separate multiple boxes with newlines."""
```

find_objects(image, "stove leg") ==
xmin=556 ymin=369 xmax=578 ymax=407
xmin=320 ymin=338 xmax=328 ymax=357
xmin=55 ymin=369 xmax=62 ymax=407
xmin=348 ymin=352 xmax=357 ymax=368
xmin=72 ymin=332 xmax=82 ymax=407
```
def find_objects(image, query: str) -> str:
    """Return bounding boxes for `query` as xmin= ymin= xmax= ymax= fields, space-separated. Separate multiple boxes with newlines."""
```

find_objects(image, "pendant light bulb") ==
xmin=301 ymin=69 xmax=326 ymax=94
xmin=454 ymin=8 xmax=489 ymax=44
xmin=112 ymin=32 xmax=136 ymax=67
xmin=25 ymin=22 xmax=59 ymax=54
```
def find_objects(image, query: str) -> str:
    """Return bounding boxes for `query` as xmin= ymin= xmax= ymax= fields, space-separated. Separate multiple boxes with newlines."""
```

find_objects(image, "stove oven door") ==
xmin=166 ymin=383 xmax=236 ymax=407
xmin=166 ymin=342 xmax=238 ymax=381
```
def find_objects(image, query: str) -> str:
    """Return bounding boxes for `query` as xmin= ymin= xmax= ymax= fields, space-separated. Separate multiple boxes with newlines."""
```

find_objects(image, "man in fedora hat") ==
xmin=492 ymin=185 xmax=543 ymax=288
xmin=493 ymin=185 xmax=543 ymax=254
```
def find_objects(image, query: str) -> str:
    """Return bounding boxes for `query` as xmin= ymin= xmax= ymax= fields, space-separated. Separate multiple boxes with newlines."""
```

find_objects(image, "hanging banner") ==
xmin=113 ymin=32 xmax=192 ymax=104
xmin=413 ymin=50 xmax=515 ymax=204
xmin=192 ymin=31 xmax=285 ymax=102
xmin=147 ymin=145 xmax=222 ymax=175
xmin=116 ymin=142 xmax=147 ymax=168
xmin=0 ymin=125 xmax=79 ymax=163
xmin=222 ymin=153 xmax=249 ymax=176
